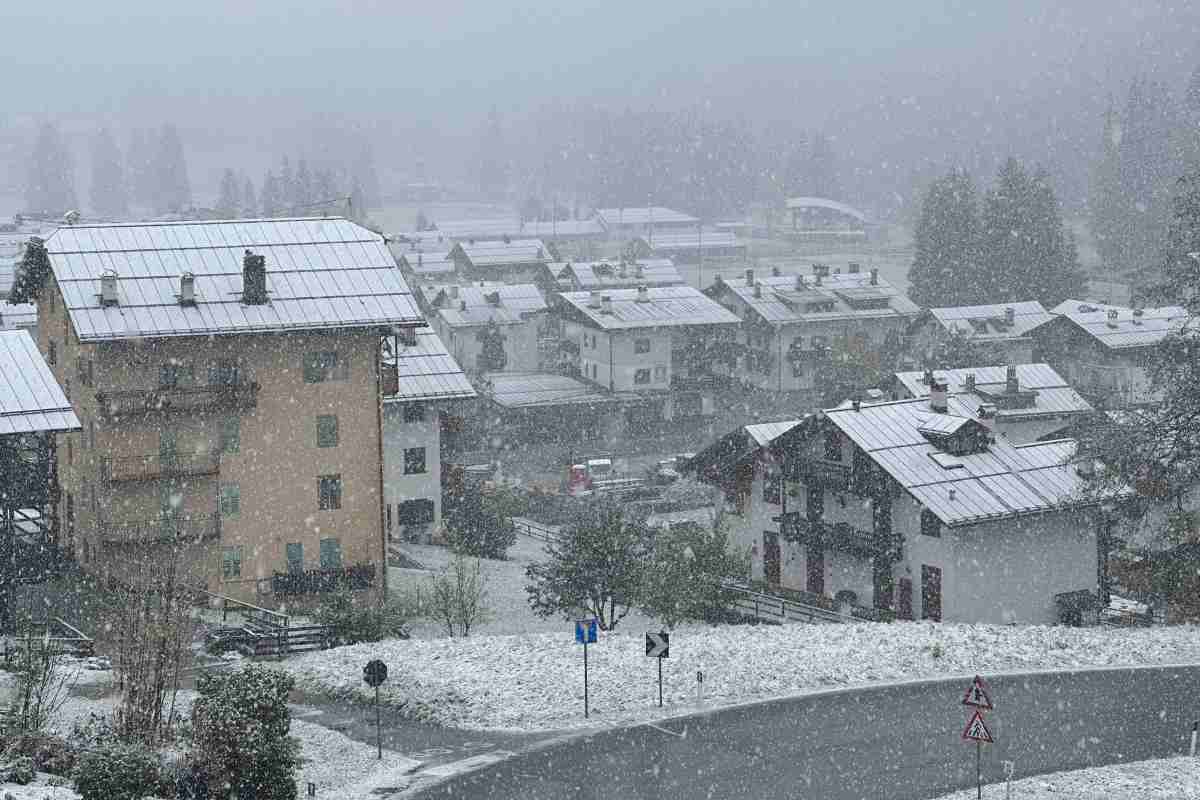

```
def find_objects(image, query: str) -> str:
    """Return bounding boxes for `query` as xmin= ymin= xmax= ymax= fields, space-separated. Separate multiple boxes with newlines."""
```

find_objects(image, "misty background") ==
xmin=5 ymin=0 xmax=1200 ymax=229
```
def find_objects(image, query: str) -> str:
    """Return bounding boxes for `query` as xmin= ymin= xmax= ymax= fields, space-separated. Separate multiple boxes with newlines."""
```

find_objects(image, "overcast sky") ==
xmin=7 ymin=1 xmax=1200 ymax=201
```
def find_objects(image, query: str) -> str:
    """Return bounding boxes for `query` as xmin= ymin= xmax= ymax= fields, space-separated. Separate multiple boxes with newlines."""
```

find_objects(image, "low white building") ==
xmin=381 ymin=328 xmax=475 ymax=544
xmin=907 ymin=300 xmax=1053 ymax=366
xmin=448 ymin=239 xmax=553 ymax=284
xmin=688 ymin=394 xmax=1105 ymax=625
xmin=893 ymin=363 xmax=1092 ymax=444
xmin=595 ymin=206 xmax=699 ymax=238
xmin=550 ymin=259 xmax=683 ymax=292
xmin=420 ymin=282 xmax=548 ymax=374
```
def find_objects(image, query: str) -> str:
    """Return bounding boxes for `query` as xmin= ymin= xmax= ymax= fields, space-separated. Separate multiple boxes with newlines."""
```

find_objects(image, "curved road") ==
xmin=408 ymin=665 xmax=1200 ymax=800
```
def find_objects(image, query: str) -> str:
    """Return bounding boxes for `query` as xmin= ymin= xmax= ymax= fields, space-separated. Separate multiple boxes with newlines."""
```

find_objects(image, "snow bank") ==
xmin=277 ymin=621 xmax=1200 ymax=732
xmin=931 ymin=757 xmax=1200 ymax=799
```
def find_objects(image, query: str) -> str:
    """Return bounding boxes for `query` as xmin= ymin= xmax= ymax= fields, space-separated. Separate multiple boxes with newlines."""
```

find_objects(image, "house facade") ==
xmin=907 ymin=301 xmax=1053 ymax=367
xmin=421 ymin=282 xmax=548 ymax=374
xmin=689 ymin=394 xmax=1104 ymax=625
xmin=704 ymin=265 xmax=919 ymax=393
xmin=381 ymin=328 xmax=475 ymax=546
xmin=26 ymin=218 xmax=424 ymax=605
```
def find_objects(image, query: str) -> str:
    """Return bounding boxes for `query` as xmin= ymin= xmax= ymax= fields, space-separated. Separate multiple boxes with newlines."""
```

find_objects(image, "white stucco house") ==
xmin=687 ymin=390 xmax=1107 ymax=625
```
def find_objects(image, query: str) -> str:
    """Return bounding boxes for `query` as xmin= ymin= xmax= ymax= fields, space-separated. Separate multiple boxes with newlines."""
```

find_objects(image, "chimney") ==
xmin=848 ymin=262 xmax=860 ymax=274
xmin=1004 ymin=306 xmax=1015 ymax=325
xmin=1106 ymin=308 xmax=1119 ymax=328
xmin=588 ymin=291 xmax=602 ymax=309
xmin=851 ymin=398 xmax=861 ymax=412
xmin=600 ymin=294 xmax=613 ymax=315
xmin=771 ymin=265 xmax=781 ymax=277
xmin=100 ymin=269 xmax=119 ymax=307
xmin=242 ymin=249 xmax=268 ymax=305
xmin=459 ymin=299 xmax=467 ymax=311
xmin=930 ymin=379 xmax=948 ymax=413
xmin=869 ymin=267 xmax=878 ymax=286
xmin=450 ymin=285 xmax=459 ymax=299
xmin=636 ymin=284 xmax=650 ymax=303
xmin=965 ymin=373 xmax=976 ymax=392
xmin=795 ymin=275 xmax=805 ymax=291
xmin=744 ymin=268 xmax=754 ymax=285
xmin=977 ymin=403 xmax=997 ymax=435
xmin=485 ymin=291 xmax=500 ymax=306
xmin=1005 ymin=364 xmax=1018 ymax=394
xmin=635 ymin=263 xmax=644 ymax=278
xmin=923 ymin=368 xmax=934 ymax=386
xmin=753 ymin=282 xmax=762 ymax=298
xmin=948 ymin=488 xmax=957 ymax=501
xmin=619 ymin=261 xmax=628 ymax=278
xmin=179 ymin=271 xmax=196 ymax=307
xmin=814 ymin=271 xmax=822 ymax=287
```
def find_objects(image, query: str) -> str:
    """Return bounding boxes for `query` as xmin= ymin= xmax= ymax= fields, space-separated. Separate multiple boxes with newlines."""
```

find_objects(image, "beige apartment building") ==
xmin=23 ymin=218 xmax=424 ymax=605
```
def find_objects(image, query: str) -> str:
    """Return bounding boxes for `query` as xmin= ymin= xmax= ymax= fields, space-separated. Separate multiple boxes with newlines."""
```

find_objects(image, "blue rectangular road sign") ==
xmin=575 ymin=618 xmax=597 ymax=644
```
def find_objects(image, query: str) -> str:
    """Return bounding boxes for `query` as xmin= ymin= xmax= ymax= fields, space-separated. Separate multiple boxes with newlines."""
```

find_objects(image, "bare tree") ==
xmin=6 ymin=633 xmax=78 ymax=733
xmin=429 ymin=551 xmax=489 ymax=637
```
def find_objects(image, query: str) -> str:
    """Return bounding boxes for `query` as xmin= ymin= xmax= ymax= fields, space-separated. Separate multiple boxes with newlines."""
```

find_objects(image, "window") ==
xmin=286 ymin=542 xmax=304 ymax=574
xmin=404 ymin=447 xmax=427 ymax=475
xmin=398 ymin=498 xmax=436 ymax=525
xmin=209 ymin=359 xmax=242 ymax=386
xmin=159 ymin=361 xmax=193 ymax=388
xmin=219 ymin=483 xmax=241 ymax=517
xmin=67 ymin=437 xmax=73 ymax=466
xmin=318 ymin=474 xmax=342 ymax=510
xmin=386 ymin=503 xmax=392 ymax=532
xmin=316 ymin=414 xmax=339 ymax=448
xmin=823 ymin=429 xmax=842 ymax=461
xmin=77 ymin=357 xmax=93 ymax=387
xmin=304 ymin=351 xmax=347 ymax=383
xmin=920 ymin=508 xmax=942 ymax=538
xmin=653 ymin=365 xmax=667 ymax=382
xmin=319 ymin=537 xmax=342 ymax=569
xmin=763 ymin=471 xmax=782 ymax=505
xmin=222 ymin=546 xmax=243 ymax=579
xmin=219 ymin=417 xmax=240 ymax=454
xmin=403 ymin=403 xmax=426 ymax=423
xmin=634 ymin=368 xmax=651 ymax=385
xmin=635 ymin=338 xmax=651 ymax=354
xmin=46 ymin=340 xmax=56 ymax=365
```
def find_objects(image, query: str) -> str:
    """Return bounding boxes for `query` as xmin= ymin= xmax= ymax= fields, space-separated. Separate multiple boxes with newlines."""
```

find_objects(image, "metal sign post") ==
xmin=645 ymin=631 xmax=670 ymax=707
xmin=961 ymin=675 xmax=996 ymax=800
xmin=1191 ymin=721 xmax=1198 ymax=757
xmin=575 ymin=619 xmax=597 ymax=718
xmin=363 ymin=659 xmax=388 ymax=760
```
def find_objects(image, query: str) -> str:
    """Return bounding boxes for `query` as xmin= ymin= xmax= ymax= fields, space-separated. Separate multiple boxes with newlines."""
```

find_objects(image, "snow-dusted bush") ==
xmin=2 ymin=731 xmax=75 ymax=776
xmin=313 ymin=589 xmax=410 ymax=645
xmin=190 ymin=664 xmax=299 ymax=800
xmin=73 ymin=743 xmax=168 ymax=800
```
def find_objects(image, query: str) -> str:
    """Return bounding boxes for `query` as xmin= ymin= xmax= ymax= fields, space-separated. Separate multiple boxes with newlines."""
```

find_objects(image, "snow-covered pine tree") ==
xmin=89 ymin=127 xmax=127 ymax=218
xmin=25 ymin=122 xmax=76 ymax=215
xmin=908 ymin=169 xmax=981 ymax=308
xmin=152 ymin=124 xmax=191 ymax=214
xmin=259 ymin=169 xmax=280 ymax=218
xmin=215 ymin=168 xmax=240 ymax=217
xmin=241 ymin=174 xmax=257 ymax=218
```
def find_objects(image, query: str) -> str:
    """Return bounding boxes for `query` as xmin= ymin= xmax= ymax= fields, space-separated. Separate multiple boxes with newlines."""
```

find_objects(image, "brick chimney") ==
xmin=964 ymin=373 xmax=976 ymax=393
xmin=1005 ymin=364 xmax=1018 ymax=394
xmin=100 ymin=269 xmax=119 ymax=307
xmin=242 ymin=250 xmax=268 ymax=305
xmin=636 ymin=284 xmax=650 ymax=303
xmin=930 ymin=379 xmax=948 ymax=413
xmin=744 ymin=268 xmax=754 ymax=285
xmin=869 ymin=267 xmax=878 ymax=286
xmin=179 ymin=272 xmax=196 ymax=307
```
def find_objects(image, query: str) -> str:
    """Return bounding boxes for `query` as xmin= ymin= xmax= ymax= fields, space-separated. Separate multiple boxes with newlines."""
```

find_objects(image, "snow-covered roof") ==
xmin=426 ymin=282 xmax=547 ymax=329
xmin=0 ymin=303 xmax=36 ymax=331
xmin=798 ymin=399 xmax=1094 ymax=526
xmin=519 ymin=219 xmax=606 ymax=239
xmin=554 ymin=259 xmax=682 ymax=290
xmin=710 ymin=268 xmax=919 ymax=325
xmin=0 ymin=330 xmax=80 ymax=435
xmin=483 ymin=371 xmax=626 ymax=409
xmin=382 ymin=328 xmax=475 ymax=403
xmin=596 ymin=207 xmax=699 ymax=228
xmin=894 ymin=364 xmax=1092 ymax=420
xmin=450 ymin=239 xmax=550 ymax=269
xmin=927 ymin=300 xmax=1053 ymax=340
xmin=558 ymin=285 xmax=740 ymax=331
xmin=1049 ymin=299 xmax=1188 ymax=350
xmin=785 ymin=197 xmax=868 ymax=223
xmin=42 ymin=217 xmax=423 ymax=342
xmin=639 ymin=232 xmax=741 ymax=252
xmin=392 ymin=246 xmax=453 ymax=276
xmin=430 ymin=218 xmax=520 ymax=241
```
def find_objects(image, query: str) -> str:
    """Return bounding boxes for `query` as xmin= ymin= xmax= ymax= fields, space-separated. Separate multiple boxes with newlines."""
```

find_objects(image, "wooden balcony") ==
xmin=98 ymin=513 xmax=221 ymax=546
xmin=271 ymin=563 xmax=377 ymax=597
xmin=101 ymin=450 xmax=221 ymax=484
xmin=96 ymin=382 xmax=258 ymax=419
xmin=792 ymin=458 xmax=852 ymax=490
xmin=775 ymin=513 xmax=876 ymax=559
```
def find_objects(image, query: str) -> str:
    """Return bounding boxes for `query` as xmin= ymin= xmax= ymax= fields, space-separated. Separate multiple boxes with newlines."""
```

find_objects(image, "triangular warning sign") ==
xmin=962 ymin=710 xmax=994 ymax=743
xmin=961 ymin=675 xmax=994 ymax=710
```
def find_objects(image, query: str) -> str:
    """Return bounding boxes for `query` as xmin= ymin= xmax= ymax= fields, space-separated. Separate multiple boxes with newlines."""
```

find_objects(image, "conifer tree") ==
xmin=126 ymin=128 xmax=156 ymax=211
xmin=260 ymin=170 xmax=281 ymax=217
xmin=278 ymin=156 xmax=295 ymax=214
xmin=89 ymin=127 xmax=127 ymax=217
xmin=294 ymin=159 xmax=314 ymax=211
xmin=241 ymin=175 xmax=257 ymax=218
xmin=215 ymin=168 xmax=240 ymax=217
xmin=908 ymin=169 xmax=980 ymax=307
xmin=25 ymin=122 xmax=76 ymax=215
xmin=313 ymin=169 xmax=339 ymax=207
xmin=152 ymin=124 xmax=191 ymax=214
xmin=352 ymin=144 xmax=381 ymax=210
xmin=1090 ymin=99 xmax=1128 ymax=273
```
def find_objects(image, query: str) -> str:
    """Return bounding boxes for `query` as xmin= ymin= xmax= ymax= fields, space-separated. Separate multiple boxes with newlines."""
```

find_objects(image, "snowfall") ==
xmin=930 ymin=757 xmax=1200 ymax=799
xmin=277 ymin=620 xmax=1200 ymax=733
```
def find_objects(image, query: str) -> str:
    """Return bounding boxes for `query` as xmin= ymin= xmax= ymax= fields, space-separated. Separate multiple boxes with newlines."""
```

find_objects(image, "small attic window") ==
xmin=968 ymin=319 xmax=989 ymax=334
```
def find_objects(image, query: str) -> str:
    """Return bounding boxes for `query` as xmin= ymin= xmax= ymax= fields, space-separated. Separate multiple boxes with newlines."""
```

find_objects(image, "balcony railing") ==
xmin=271 ymin=563 xmax=376 ymax=597
xmin=775 ymin=513 xmax=876 ymax=559
xmin=101 ymin=450 xmax=221 ymax=484
xmin=96 ymin=382 xmax=259 ymax=418
xmin=792 ymin=458 xmax=852 ymax=490
xmin=98 ymin=513 xmax=221 ymax=546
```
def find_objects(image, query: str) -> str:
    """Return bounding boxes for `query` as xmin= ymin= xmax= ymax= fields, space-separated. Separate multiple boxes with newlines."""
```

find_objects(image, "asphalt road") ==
xmin=407 ymin=665 xmax=1200 ymax=800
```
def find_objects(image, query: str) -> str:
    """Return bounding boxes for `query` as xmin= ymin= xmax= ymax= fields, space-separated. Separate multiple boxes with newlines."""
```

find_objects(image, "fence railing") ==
xmin=270 ymin=563 xmax=376 ymax=597
xmin=96 ymin=382 xmax=258 ymax=418
xmin=512 ymin=517 xmax=562 ymax=543
xmin=102 ymin=450 xmax=221 ymax=484
xmin=2 ymin=617 xmax=95 ymax=659
xmin=98 ymin=513 xmax=221 ymax=546
xmin=724 ymin=581 xmax=859 ymax=625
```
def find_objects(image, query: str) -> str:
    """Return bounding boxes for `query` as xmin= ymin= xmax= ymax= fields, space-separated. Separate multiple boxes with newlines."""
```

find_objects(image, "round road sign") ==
xmin=363 ymin=659 xmax=388 ymax=687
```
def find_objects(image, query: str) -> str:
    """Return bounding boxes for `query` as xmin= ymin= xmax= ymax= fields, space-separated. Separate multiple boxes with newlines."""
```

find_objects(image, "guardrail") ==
xmin=2 ymin=617 xmax=95 ymax=659
xmin=512 ymin=517 xmax=562 ymax=543
xmin=96 ymin=382 xmax=259 ymax=418
xmin=724 ymin=581 xmax=853 ymax=625
xmin=98 ymin=513 xmax=222 ymax=546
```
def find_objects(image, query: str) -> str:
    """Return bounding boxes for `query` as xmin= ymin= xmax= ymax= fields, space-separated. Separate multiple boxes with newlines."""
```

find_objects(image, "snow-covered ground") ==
xmin=931 ymin=757 xmax=1200 ymax=799
xmin=279 ymin=621 xmax=1200 ymax=732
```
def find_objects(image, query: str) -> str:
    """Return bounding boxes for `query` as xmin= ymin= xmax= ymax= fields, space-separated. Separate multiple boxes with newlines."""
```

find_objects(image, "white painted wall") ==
xmin=579 ymin=327 xmax=672 ymax=392
xmin=382 ymin=401 xmax=442 ymax=542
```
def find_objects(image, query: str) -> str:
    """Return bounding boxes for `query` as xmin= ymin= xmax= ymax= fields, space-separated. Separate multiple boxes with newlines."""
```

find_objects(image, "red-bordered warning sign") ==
xmin=961 ymin=675 xmax=994 ymax=710
xmin=962 ymin=709 xmax=994 ymax=743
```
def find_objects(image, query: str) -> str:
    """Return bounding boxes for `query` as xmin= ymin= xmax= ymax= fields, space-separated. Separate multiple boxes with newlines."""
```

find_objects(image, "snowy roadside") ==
xmin=277 ymin=621 xmax=1200 ymax=733
xmin=930 ymin=757 xmax=1200 ymax=799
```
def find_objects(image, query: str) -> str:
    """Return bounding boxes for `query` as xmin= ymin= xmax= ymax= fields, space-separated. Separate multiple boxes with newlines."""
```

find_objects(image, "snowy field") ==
xmin=277 ymin=621 xmax=1200 ymax=733
xmin=931 ymin=757 xmax=1200 ymax=800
